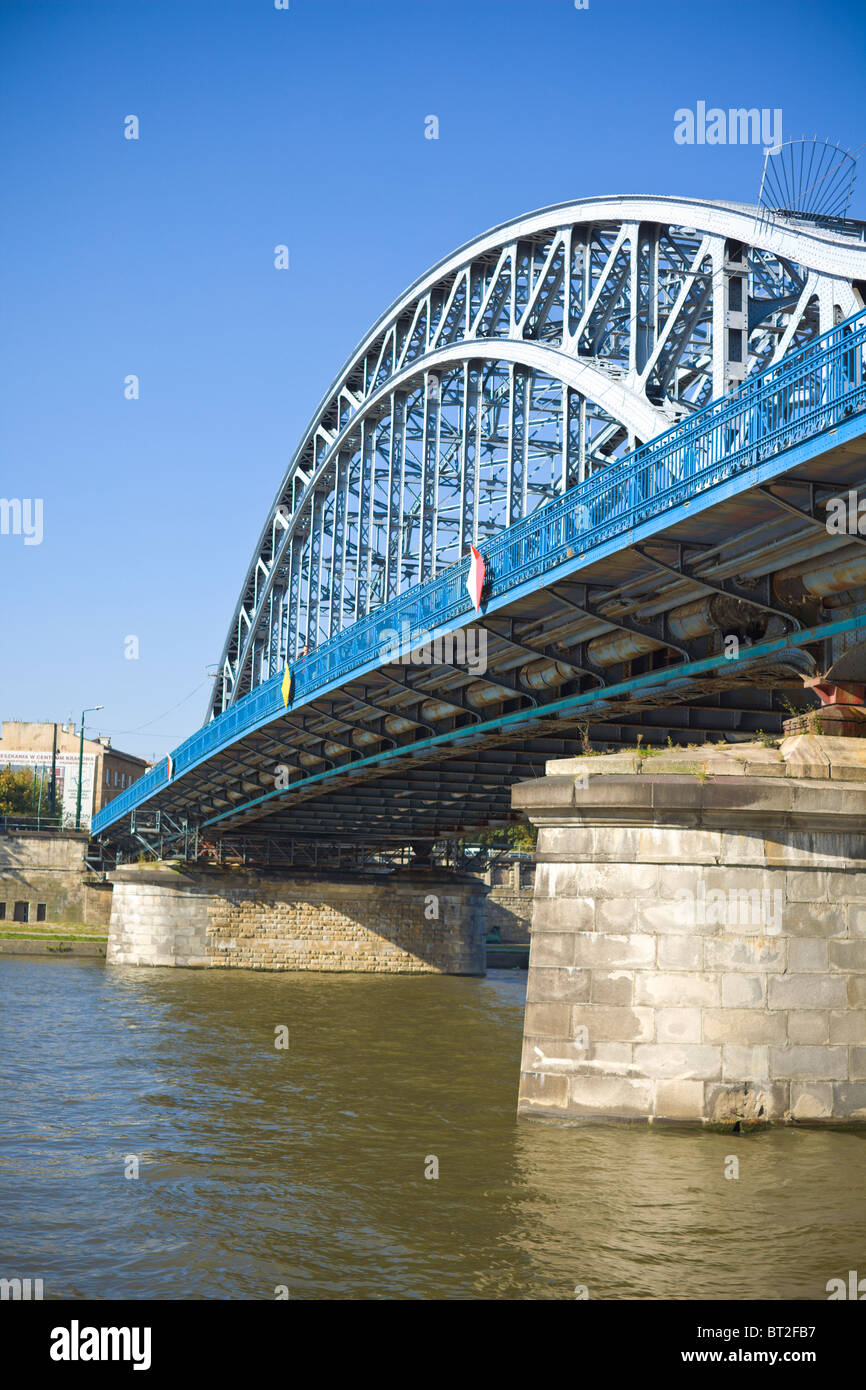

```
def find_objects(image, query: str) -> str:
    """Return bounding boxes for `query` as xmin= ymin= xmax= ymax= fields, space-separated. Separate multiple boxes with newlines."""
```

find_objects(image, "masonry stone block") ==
xmin=523 ymin=1002 xmax=571 ymax=1038
xmin=537 ymin=826 xmax=597 ymax=860
xmin=522 ymin=1036 xmax=601 ymax=1072
xmin=529 ymin=932 xmax=576 ymax=967
xmin=657 ymin=936 xmax=703 ymax=970
xmin=588 ymin=1042 xmax=634 ymax=1069
xmin=828 ymin=868 xmax=866 ymax=899
xmin=530 ymin=897 xmax=594 ymax=933
xmin=632 ymin=1044 xmax=721 ymax=1081
xmin=634 ymin=972 xmax=720 ymax=1008
xmin=703 ymin=937 xmax=786 ymax=972
xmin=782 ymin=902 xmax=846 ymax=937
xmin=571 ymin=1003 xmax=654 ymax=1043
xmin=636 ymin=896 xmax=717 ymax=936
xmin=787 ymin=1011 xmax=830 ymax=1045
xmin=705 ymin=1080 xmax=790 ymax=1126
xmin=578 ymin=863 xmax=659 ymax=897
xmin=831 ymin=1083 xmax=866 ymax=1119
xmin=722 ymin=973 xmax=764 ymax=1007
xmin=703 ymin=1009 xmax=786 ymax=1045
xmin=768 ymin=1046 xmax=848 ymax=1080
xmin=594 ymin=898 xmax=638 ymax=932
xmin=519 ymin=1071 xmax=570 ymax=1111
xmin=655 ymin=1008 xmax=702 ymax=1044
xmin=830 ymin=939 xmax=866 ymax=972
xmin=573 ymin=932 xmax=655 ymax=969
xmin=654 ymin=1079 xmax=705 ymax=1120
xmin=787 ymin=937 xmax=830 ymax=971
xmin=721 ymin=1045 xmax=770 ymax=1082
xmin=526 ymin=967 xmax=590 ymax=1003
xmin=829 ymin=1010 xmax=866 ymax=1044
xmin=768 ymin=974 xmax=848 ymax=1009
xmin=789 ymin=1082 xmax=834 ymax=1120
xmin=785 ymin=871 xmax=830 ymax=902
xmin=567 ymin=1076 xmax=654 ymax=1117
xmin=589 ymin=970 xmax=634 ymax=1005
xmin=539 ymin=864 xmax=583 ymax=898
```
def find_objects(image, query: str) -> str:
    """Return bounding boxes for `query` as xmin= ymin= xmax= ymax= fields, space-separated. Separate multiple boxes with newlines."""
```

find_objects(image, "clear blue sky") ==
xmin=2 ymin=0 xmax=864 ymax=762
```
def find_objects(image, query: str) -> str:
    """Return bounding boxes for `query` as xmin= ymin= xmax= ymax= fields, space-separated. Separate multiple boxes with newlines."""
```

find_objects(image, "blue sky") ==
xmin=2 ymin=0 xmax=864 ymax=762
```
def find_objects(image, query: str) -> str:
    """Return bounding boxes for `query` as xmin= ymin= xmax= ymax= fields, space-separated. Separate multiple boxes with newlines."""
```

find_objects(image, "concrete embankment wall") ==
xmin=0 ymin=831 xmax=111 ymax=929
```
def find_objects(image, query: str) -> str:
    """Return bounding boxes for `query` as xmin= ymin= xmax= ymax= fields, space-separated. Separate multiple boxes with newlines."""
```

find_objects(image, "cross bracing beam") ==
xmin=194 ymin=642 xmax=821 ymax=838
xmin=161 ymin=688 xmax=817 ymax=844
xmin=102 ymin=628 xmax=830 ymax=847
xmin=757 ymin=481 xmax=866 ymax=548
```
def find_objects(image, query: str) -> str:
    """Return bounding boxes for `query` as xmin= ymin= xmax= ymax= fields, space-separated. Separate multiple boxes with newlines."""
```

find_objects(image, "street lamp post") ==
xmin=75 ymin=705 xmax=104 ymax=832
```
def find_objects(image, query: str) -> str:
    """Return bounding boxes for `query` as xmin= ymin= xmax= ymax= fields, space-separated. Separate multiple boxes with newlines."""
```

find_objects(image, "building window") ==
xmin=106 ymin=769 xmax=111 ymax=786
xmin=36 ymin=903 xmax=46 ymax=922
xmin=0 ymin=903 xmax=5 ymax=920
xmin=13 ymin=901 xmax=29 ymax=923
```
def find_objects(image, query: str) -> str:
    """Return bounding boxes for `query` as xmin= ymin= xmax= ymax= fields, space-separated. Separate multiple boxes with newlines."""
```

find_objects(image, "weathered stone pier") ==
xmin=107 ymin=863 xmax=487 ymax=975
xmin=513 ymin=732 xmax=866 ymax=1127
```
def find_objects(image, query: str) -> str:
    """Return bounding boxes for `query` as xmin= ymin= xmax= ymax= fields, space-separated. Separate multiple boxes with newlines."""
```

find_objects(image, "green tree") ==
xmin=0 ymin=766 xmax=42 ymax=815
xmin=476 ymin=821 xmax=537 ymax=852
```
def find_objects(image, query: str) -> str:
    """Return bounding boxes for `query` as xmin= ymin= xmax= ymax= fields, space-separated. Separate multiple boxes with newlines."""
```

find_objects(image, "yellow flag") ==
xmin=281 ymin=663 xmax=293 ymax=708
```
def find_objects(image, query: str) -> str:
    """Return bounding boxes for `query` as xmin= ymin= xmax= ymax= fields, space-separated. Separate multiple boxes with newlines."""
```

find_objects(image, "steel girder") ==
xmin=211 ymin=196 xmax=866 ymax=719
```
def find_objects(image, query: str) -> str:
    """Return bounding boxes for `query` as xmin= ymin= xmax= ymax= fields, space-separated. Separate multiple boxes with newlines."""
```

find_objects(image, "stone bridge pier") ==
xmin=513 ymin=733 xmax=866 ymax=1128
xmin=107 ymin=864 xmax=487 ymax=975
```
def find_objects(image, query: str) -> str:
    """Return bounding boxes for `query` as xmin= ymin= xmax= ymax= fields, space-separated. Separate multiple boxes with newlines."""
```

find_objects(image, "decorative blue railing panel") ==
xmin=93 ymin=308 xmax=866 ymax=833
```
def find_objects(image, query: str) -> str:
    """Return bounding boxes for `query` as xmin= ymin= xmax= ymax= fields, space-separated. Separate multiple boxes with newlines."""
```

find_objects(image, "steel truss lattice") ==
xmin=212 ymin=195 xmax=866 ymax=719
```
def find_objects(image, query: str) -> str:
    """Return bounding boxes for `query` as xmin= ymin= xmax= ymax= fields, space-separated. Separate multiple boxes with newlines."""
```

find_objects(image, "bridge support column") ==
xmin=106 ymin=864 xmax=486 ymax=974
xmin=513 ymin=735 xmax=866 ymax=1127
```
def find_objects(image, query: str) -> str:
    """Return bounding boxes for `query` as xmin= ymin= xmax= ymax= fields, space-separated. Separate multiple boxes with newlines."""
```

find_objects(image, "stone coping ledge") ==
xmin=514 ymin=771 xmax=866 ymax=829
xmin=544 ymin=733 xmax=866 ymax=783
xmin=109 ymin=862 xmax=489 ymax=891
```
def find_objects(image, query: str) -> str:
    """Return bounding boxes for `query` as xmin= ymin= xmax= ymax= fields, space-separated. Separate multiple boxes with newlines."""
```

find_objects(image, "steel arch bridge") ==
xmin=93 ymin=196 xmax=866 ymax=864
xmin=213 ymin=196 xmax=865 ymax=720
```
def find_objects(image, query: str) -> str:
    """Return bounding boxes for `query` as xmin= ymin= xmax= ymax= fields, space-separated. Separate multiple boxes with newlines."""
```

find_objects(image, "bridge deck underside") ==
xmin=113 ymin=437 xmax=866 ymax=853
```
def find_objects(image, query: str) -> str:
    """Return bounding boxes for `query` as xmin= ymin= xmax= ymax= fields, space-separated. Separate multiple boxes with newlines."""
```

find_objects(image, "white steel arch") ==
xmin=211 ymin=195 xmax=866 ymax=717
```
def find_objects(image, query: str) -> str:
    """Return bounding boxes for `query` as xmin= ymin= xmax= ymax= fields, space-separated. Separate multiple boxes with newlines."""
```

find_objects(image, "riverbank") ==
xmin=0 ymin=925 xmax=107 ymax=958
xmin=0 ymin=932 xmax=525 ymax=967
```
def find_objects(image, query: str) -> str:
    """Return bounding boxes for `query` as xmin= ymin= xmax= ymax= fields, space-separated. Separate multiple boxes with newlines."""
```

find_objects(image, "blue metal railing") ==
xmin=93 ymin=307 xmax=866 ymax=834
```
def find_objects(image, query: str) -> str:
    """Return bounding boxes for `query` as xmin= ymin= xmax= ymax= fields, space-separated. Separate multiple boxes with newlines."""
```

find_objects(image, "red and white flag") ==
xmin=466 ymin=544 xmax=485 ymax=612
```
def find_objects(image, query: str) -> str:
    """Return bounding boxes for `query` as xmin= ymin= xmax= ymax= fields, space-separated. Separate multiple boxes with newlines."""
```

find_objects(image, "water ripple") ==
xmin=0 ymin=959 xmax=863 ymax=1299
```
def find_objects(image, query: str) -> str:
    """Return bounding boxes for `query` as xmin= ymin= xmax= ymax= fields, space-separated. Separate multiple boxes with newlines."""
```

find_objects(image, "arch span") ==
xmin=212 ymin=195 xmax=866 ymax=717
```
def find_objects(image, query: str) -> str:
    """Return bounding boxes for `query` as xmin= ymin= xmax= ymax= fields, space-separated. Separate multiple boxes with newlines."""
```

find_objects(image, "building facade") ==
xmin=0 ymin=720 xmax=150 ymax=830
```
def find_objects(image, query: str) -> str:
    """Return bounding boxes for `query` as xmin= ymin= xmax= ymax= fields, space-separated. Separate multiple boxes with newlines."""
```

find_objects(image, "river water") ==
xmin=1 ymin=956 xmax=864 ymax=1301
